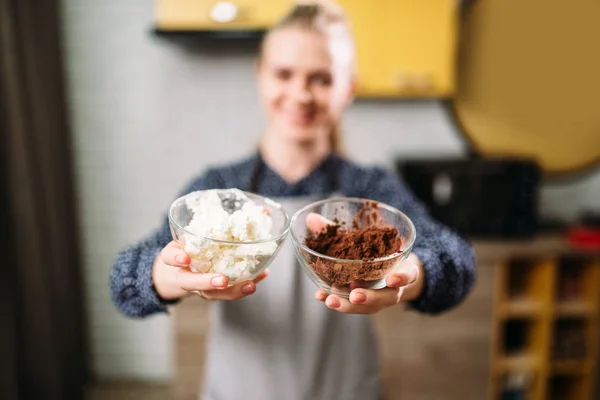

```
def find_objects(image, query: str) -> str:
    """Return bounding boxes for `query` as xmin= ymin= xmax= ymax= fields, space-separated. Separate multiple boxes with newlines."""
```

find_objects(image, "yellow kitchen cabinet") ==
xmin=155 ymin=0 xmax=293 ymax=31
xmin=339 ymin=0 xmax=458 ymax=98
xmin=154 ymin=0 xmax=457 ymax=98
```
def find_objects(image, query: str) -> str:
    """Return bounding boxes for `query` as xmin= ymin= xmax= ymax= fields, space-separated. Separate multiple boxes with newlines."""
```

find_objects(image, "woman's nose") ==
xmin=290 ymin=81 xmax=313 ymax=104
xmin=297 ymin=90 xmax=313 ymax=104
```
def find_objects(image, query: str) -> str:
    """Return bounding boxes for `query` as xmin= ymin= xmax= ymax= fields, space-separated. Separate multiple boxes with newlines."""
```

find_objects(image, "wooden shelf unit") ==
xmin=489 ymin=254 xmax=600 ymax=400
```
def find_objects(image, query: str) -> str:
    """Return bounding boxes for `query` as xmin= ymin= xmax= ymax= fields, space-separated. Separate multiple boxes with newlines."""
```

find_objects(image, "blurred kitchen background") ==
xmin=2 ymin=0 xmax=600 ymax=399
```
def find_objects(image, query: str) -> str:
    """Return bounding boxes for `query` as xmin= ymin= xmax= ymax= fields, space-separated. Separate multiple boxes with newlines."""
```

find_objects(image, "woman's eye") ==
xmin=274 ymin=69 xmax=292 ymax=81
xmin=310 ymin=74 xmax=332 ymax=86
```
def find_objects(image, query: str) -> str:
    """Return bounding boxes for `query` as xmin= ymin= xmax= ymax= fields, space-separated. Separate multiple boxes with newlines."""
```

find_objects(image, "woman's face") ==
xmin=257 ymin=27 xmax=354 ymax=146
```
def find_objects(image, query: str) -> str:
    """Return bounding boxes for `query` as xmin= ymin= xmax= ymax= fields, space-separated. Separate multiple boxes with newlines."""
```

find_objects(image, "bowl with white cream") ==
xmin=168 ymin=189 xmax=290 ymax=285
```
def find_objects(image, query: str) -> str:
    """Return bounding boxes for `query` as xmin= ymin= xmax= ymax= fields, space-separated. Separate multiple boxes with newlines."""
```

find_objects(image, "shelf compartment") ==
xmin=496 ymin=319 xmax=544 ymax=374
xmin=555 ymin=256 xmax=600 ymax=307
xmin=496 ymin=372 xmax=535 ymax=400
xmin=548 ymin=376 xmax=586 ymax=400
xmin=551 ymin=318 xmax=590 ymax=363
xmin=551 ymin=359 xmax=592 ymax=375
xmin=504 ymin=319 xmax=544 ymax=356
xmin=504 ymin=258 xmax=552 ymax=305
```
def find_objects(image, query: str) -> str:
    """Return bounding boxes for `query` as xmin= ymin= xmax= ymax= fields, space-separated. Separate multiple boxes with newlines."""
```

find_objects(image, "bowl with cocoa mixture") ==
xmin=290 ymin=197 xmax=416 ymax=299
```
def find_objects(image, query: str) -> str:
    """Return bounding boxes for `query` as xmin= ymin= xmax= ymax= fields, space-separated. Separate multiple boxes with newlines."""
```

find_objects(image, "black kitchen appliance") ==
xmin=396 ymin=157 xmax=541 ymax=239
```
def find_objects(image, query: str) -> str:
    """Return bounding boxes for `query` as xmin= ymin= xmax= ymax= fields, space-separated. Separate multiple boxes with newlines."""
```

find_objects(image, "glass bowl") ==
xmin=290 ymin=197 xmax=416 ymax=298
xmin=168 ymin=189 xmax=290 ymax=286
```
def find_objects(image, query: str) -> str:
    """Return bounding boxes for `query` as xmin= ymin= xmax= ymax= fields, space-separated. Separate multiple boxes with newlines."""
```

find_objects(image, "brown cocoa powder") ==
xmin=304 ymin=201 xmax=402 ymax=286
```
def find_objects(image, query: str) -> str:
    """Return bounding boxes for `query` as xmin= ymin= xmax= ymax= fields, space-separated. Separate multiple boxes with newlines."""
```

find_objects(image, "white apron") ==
xmin=199 ymin=193 xmax=383 ymax=400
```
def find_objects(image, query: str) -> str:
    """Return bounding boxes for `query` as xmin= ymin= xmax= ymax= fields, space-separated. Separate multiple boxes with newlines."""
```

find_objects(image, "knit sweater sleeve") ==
xmin=109 ymin=169 xmax=225 ymax=318
xmin=362 ymin=167 xmax=476 ymax=314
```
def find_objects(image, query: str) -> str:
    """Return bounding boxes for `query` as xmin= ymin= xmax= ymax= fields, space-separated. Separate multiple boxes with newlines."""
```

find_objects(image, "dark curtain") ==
xmin=0 ymin=0 xmax=89 ymax=399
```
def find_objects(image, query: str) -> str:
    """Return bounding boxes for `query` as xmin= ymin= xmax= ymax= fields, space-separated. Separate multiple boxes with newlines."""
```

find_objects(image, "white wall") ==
xmin=61 ymin=0 xmax=600 ymax=381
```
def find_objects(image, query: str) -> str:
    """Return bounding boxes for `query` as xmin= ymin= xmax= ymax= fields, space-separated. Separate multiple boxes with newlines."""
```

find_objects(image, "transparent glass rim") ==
xmin=168 ymin=189 xmax=291 ymax=245
xmin=289 ymin=196 xmax=417 ymax=264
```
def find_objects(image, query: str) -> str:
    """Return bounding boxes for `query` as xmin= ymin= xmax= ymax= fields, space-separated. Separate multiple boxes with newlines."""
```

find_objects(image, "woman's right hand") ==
xmin=152 ymin=241 xmax=268 ymax=301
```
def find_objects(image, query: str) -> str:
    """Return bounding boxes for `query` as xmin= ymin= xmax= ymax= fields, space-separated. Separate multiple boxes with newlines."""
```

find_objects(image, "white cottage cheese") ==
xmin=182 ymin=190 xmax=277 ymax=280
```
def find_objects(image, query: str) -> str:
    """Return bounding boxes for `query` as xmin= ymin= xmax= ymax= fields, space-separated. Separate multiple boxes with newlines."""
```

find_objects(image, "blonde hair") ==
xmin=259 ymin=1 xmax=355 ymax=154
xmin=273 ymin=1 xmax=348 ymax=32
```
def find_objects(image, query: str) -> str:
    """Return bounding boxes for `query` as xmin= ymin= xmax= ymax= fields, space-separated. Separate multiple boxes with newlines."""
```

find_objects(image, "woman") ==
xmin=110 ymin=2 xmax=476 ymax=399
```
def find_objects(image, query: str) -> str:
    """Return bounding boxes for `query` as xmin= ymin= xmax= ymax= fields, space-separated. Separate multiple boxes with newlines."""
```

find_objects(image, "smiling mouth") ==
xmin=285 ymin=112 xmax=316 ymax=125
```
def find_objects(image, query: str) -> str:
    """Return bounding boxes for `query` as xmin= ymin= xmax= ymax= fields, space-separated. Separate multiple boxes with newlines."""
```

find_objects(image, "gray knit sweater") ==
xmin=110 ymin=153 xmax=476 ymax=317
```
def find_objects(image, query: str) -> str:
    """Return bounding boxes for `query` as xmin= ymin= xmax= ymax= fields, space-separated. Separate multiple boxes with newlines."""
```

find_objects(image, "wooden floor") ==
xmin=86 ymin=381 xmax=171 ymax=400
xmin=171 ymin=259 xmax=495 ymax=400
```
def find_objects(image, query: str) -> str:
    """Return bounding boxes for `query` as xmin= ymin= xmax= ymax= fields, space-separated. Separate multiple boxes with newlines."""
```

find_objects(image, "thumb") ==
xmin=386 ymin=259 xmax=420 ymax=288
xmin=306 ymin=212 xmax=336 ymax=234
xmin=160 ymin=241 xmax=190 ymax=267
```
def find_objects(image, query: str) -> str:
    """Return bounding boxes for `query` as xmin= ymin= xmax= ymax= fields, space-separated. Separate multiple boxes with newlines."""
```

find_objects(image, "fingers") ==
xmin=386 ymin=260 xmax=420 ymax=288
xmin=314 ymin=285 xmax=405 ymax=314
xmin=157 ymin=240 xmax=271 ymax=302
xmin=313 ymin=259 xmax=420 ymax=314
xmin=306 ymin=212 xmax=335 ymax=233
xmin=199 ymin=280 xmax=256 ymax=300
xmin=252 ymin=269 xmax=270 ymax=285
xmin=161 ymin=241 xmax=190 ymax=267
xmin=193 ymin=269 xmax=270 ymax=301
xmin=175 ymin=269 xmax=228 ymax=292
xmin=315 ymin=289 xmax=375 ymax=314
xmin=315 ymin=289 xmax=328 ymax=302
xmin=319 ymin=293 xmax=378 ymax=314
xmin=349 ymin=287 xmax=404 ymax=308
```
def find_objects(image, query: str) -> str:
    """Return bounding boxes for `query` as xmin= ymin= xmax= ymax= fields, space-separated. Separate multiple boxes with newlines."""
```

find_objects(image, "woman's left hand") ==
xmin=314 ymin=253 xmax=424 ymax=314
